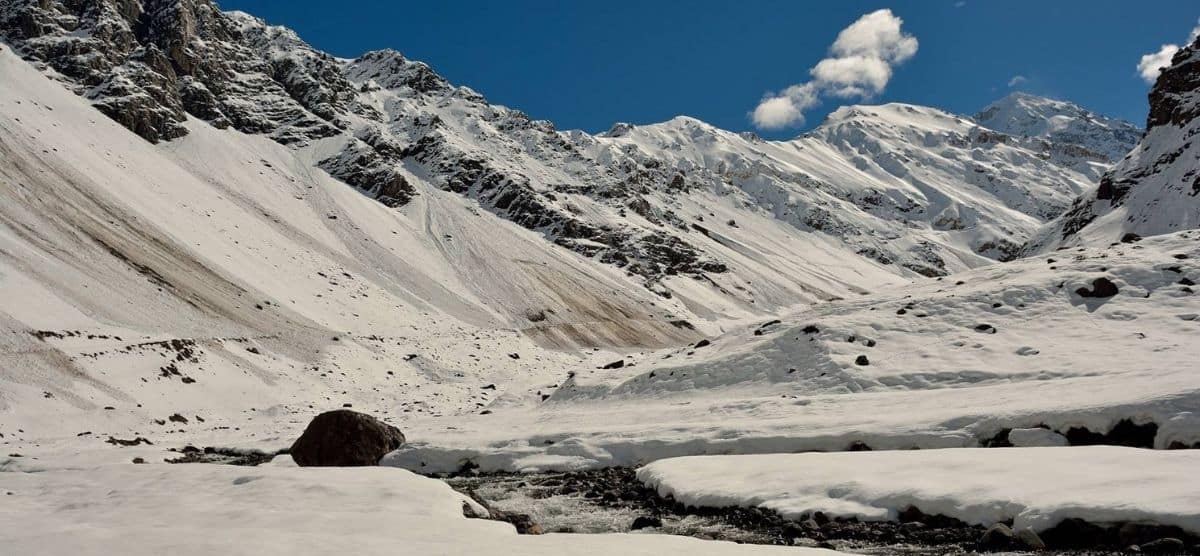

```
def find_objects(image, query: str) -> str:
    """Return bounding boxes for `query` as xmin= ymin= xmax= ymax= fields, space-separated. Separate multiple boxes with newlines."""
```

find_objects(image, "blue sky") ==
xmin=222 ymin=0 xmax=1198 ymax=138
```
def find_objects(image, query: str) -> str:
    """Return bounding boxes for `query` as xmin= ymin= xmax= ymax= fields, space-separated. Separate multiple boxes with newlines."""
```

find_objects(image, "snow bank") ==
xmin=0 ymin=463 xmax=835 ymax=556
xmin=638 ymin=447 xmax=1200 ymax=534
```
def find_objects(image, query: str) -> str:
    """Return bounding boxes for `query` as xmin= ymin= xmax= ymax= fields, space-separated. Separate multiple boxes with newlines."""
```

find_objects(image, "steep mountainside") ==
xmin=975 ymin=92 xmax=1142 ymax=163
xmin=0 ymin=0 xmax=1127 ymax=306
xmin=1027 ymin=36 xmax=1200 ymax=251
xmin=0 ymin=0 xmax=1176 ymax=449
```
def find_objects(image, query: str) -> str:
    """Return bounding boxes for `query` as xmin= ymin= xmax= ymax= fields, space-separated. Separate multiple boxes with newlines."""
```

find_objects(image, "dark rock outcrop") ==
xmin=1026 ymin=35 xmax=1200 ymax=250
xmin=1075 ymin=277 xmax=1119 ymax=298
xmin=289 ymin=409 xmax=405 ymax=467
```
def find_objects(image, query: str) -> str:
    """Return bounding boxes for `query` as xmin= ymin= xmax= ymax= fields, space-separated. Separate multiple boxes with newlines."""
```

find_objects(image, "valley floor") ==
xmin=4 ymin=231 xmax=1198 ymax=555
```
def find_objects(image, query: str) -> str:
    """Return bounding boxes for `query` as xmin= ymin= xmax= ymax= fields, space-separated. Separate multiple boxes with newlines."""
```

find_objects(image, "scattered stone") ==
xmin=974 ymin=324 xmax=997 ymax=334
xmin=600 ymin=360 xmax=625 ymax=369
xmin=1064 ymin=418 xmax=1157 ymax=448
xmin=1040 ymin=517 xmax=1111 ymax=548
xmin=694 ymin=339 xmax=711 ymax=348
xmin=978 ymin=523 xmax=1016 ymax=550
xmin=801 ymin=325 xmax=820 ymax=334
xmin=289 ymin=409 xmax=405 ymax=467
xmin=1140 ymin=537 xmax=1187 ymax=554
xmin=1076 ymin=277 xmax=1120 ymax=298
xmin=131 ymin=457 xmax=146 ymax=464
xmin=897 ymin=506 xmax=927 ymax=523
xmin=106 ymin=436 xmax=152 ymax=447
xmin=1008 ymin=427 xmax=1069 ymax=447
xmin=1119 ymin=522 xmax=1190 ymax=547
xmin=854 ymin=355 xmax=870 ymax=366
xmin=1015 ymin=526 xmax=1046 ymax=550
xmin=631 ymin=516 xmax=663 ymax=530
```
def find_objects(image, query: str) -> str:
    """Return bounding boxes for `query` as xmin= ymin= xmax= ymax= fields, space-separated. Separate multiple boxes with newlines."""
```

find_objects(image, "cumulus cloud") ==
xmin=1007 ymin=75 xmax=1027 ymax=87
xmin=1138 ymin=44 xmax=1180 ymax=84
xmin=1136 ymin=21 xmax=1200 ymax=84
xmin=750 ymin=9 xmax=918 ymax=129
xmin=751 ymin=83 xmax=818 ymax=128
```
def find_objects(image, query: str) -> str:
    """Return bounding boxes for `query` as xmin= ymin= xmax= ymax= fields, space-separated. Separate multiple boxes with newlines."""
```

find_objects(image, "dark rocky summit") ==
xmin=289 ymin=409 xmax=405 ymax=467
xmin=1027 ymin=34 xmax=1200 ymax=250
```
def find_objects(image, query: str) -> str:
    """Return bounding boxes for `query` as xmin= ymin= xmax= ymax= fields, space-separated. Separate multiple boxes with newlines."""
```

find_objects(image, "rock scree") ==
xmin=289 ymin=410 xmax=406 ymax=467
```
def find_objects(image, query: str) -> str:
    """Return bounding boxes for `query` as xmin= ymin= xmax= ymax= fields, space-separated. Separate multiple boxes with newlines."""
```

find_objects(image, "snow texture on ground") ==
xmin=387 ymin=231 xmax=1200 ymax=473
xmin=637 ymin=447 xmax=1200 ymax=534
xmin=0 ymin=461 xmax=836 ymax=556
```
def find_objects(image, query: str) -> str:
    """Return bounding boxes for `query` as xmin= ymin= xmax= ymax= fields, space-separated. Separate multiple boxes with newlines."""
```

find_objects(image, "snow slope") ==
xmin=974 ymin=92 xmax=1142 ymax=163
xmin=0 ymin=42 xmax=709 ymax=450
xmin=638 ymin=447 xmax=1200 ymax=534
xmin=0 ymin=462 xmax=833 ymax=556
xmin=386 ymin=231 xmax=1200 ymax=473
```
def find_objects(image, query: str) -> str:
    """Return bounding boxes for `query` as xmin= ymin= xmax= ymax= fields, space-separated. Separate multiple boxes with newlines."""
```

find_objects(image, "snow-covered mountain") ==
xmin=3 ymin=2 xmax=1200 ymax=554
xmin=974 ymin=92 xmax=1142 ymax=163
xmin=0 ymin=0 xmax=1131 ymax=307
xmin=0 ymin=0 xmax=1165 ymax=441
xmin=1027 ymin=36 xmax=1200 ymax=251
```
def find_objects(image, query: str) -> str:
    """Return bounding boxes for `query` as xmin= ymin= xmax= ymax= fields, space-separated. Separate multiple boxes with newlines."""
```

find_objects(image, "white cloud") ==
xmin=954 ymin=1 xmax=966 ymax=7
xmin=1007 ymin=75 xmax=1027 ymax=87
xmin=751 ymin=96 xmax=804 ymax=129
xmin=828 ymin=9 xmax=919 ymax=64
xmin=751 ymin=83 xmax=819 ymax=129
xmin=1136 ymin=20 xmax=1200 ymax=84
xmin=811 ymin=56 xmax=893 ymax=97
xmin=750 ymin=9 xmax=918 ymax=130
xmin=1138 ymin=44 xmax=1180 ymax=84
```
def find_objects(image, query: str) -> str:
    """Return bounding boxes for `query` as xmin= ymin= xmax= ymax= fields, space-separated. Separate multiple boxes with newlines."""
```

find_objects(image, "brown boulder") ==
xmin=290 ymin=410 xmax=405 ymax=467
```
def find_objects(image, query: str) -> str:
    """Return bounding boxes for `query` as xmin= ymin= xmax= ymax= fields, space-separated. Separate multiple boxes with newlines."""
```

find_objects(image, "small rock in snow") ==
xmin=630 ymin=516 xmax=663 ymax=530
xmin=978 ymin=523 xmax=1016 ymax=550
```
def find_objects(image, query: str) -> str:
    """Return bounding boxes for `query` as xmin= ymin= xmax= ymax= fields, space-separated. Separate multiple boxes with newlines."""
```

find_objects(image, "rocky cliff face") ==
xmin=0 ymin=0 xmax=1142 ymax=294
xmin=1025 ymin=37 xmax=1200 ymax=251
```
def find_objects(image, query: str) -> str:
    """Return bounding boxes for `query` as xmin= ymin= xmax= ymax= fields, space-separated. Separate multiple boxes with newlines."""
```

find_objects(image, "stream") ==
xmin=445 ymin=468 xmax=1015 ymax=555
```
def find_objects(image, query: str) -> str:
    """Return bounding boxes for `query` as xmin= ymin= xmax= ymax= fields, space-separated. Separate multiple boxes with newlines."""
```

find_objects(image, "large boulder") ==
xmin=289 ymin=410 xmax=405 ymax=467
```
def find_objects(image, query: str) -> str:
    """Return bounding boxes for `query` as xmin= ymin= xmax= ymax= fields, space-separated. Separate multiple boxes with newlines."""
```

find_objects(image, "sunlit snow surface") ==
xmin=0 ymin=462 xmax=835 ymax=556
xmin=639 ymin=447 xmax=1200 ymax=534
xmin=389 ymin=231 xmax=1200 ymax=473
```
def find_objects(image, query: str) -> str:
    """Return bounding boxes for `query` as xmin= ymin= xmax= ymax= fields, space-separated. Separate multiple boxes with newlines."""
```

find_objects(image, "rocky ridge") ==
xmin=0 ymin=0 xmax=1143 ymax=293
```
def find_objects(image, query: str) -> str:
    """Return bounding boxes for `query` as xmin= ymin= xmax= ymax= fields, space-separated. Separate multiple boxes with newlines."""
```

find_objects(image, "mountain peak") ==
xmin=974 ymin=92 xmax=1141 ymax=161
xmin=346 ymin=49 xmax=451 ymax=94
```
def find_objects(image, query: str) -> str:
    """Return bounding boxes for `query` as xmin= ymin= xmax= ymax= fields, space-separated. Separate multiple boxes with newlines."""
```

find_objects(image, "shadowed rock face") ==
xmin=1149 ymin=37 xmax=1200 ymax=129
xmin=0 ymin=0 xmax=412 ymax=203
xmin=289 ymin=410 xmax=406 ymax=467
xmin=1025 ymin=36 xmax=1200 ymax=251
